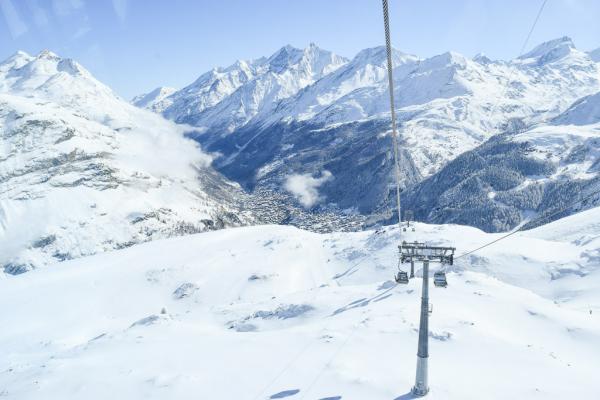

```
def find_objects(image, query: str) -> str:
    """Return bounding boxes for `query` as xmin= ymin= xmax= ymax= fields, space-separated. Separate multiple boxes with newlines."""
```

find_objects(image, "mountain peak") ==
xmin=590 ymin=48 xmax=600 ymax=62
xmin=14 ymin=50 xmax=94 ymax=80
xmin=265 ymin=44 xmax=346 ymax=76
xmin=132 ymin=86 xmax=176 ymax=101
xmin=473 ymin=52 xmax=492 ymax=64
xmin=37 ymin=49 xmax=61 ymax=60
xmin=303 ymin=42 xmax=327 ymax=55
xmin=269 ymin=44 xmax=301 ymax=58
xmin=354 ymin=46 xmax=387 ymax=62
xmin=419 ymin=51 xmax=468 ymax=71
xmin=0 ymin=49 xmax=120 ymax=118
xmin=352 ymin=46 xmax=416 ymax=67
xmin=8 ymin=50 xmax=31 ymax=60
xmin=132 ymin=86 xmax=177 ymax=112
xmin=440 ymin=51 xmax=468 ymax=64
xmin=0 ymin=50 xmax=34 ymax=71
xmin=518 ymin=36 xmax=576 ymax=64
xmin=267 ymin=45 xmax=304 ymax=72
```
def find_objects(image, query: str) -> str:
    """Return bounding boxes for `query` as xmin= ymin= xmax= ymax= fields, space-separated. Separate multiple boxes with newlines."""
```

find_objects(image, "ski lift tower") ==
xmin=399 ymin=241 xmax=455 ymax=396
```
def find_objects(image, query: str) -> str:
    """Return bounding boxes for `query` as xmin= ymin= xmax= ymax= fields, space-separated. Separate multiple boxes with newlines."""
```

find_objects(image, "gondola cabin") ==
xmin=395 ymin=270 xmax=409 ymax=284
xmin=433 ymin=271 xmax=447 ymax=287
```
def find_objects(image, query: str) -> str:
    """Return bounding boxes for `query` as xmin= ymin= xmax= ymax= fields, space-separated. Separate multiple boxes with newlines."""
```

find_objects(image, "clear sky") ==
xmin=1 ymin=0 xmax=599 ymax=99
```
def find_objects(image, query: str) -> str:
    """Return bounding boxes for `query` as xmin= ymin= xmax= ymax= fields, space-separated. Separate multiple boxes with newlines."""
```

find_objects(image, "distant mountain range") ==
xmin=135 ymin=37 xmax=600 ymax=232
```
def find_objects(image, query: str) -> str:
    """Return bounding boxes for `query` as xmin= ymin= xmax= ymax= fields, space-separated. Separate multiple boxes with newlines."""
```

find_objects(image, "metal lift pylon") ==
xmin=399 ymin=242 xmax=455 ymax=396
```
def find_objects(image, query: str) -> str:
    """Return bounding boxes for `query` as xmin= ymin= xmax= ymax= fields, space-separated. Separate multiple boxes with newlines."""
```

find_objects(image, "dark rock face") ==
xmin=3 ymin=263 xmax=32 ymax=275
xmin=190 ymin=119 xmax=421 ymax=215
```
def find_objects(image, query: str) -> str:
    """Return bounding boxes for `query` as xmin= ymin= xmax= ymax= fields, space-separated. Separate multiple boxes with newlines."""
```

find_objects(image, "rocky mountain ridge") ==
xmin=135 ymin=37 xmax=600 ymax=231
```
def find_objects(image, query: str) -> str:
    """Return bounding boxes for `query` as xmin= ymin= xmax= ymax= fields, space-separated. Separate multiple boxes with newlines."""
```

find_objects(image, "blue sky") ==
xmin=1 ymin=0 xmax=599 ymax=99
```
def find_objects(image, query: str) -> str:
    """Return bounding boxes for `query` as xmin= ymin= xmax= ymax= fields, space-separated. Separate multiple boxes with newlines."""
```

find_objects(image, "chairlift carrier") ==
xmin=396 ymin=242 xmax=455 ymax=287
xmin=433 ymin=271 xmax=448 ymax=288
xmin=395 ymin=270 xmax=409 ymax=284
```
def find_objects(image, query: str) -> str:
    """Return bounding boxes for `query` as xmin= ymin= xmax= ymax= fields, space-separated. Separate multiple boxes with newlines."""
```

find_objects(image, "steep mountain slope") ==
xmin=403 ymin=91 xmax=600 ymax=232
xmin=142 ymin=38 xmax=600 ymax=223
xmin=552 ymin=91 xmax=600 ymax=126
xmin=589 ymin=47 xmax=600 ymax=62
xmin=131 ymin=86 xmax=177 ymax=113
xmin=162 ymin=43 xmax=348 ymax=132
xmin=0 ymin=51 xmax=253 ymax=274
xmin=1 ymin=211 xmax=598 ymax=399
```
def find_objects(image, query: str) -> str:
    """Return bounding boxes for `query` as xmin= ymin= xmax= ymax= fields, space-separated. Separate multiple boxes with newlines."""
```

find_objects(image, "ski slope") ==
xmin=1 ymin=209 xmax=599 ymax=399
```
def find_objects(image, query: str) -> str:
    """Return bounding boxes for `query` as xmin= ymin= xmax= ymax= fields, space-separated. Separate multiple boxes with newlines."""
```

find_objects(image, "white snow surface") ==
xmin=131 ymin=86 xmax=177 ymax=113
xmin=1 ymin=209 xmax=599 ymax=399
xmin=552 ymin=90 xmax=600 ymax=126
xmin=0 ymin=50 xmax=250 ymax=271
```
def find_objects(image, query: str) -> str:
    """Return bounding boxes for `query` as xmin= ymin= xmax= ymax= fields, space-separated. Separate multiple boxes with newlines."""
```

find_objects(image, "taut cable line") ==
xmin=456 ymin=186 xmax=600 ymax=260
xmin=382 ymin=0 xmax=403 ymax=237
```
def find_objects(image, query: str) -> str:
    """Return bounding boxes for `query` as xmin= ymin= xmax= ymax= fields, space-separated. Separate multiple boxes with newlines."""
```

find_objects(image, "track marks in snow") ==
xmin=332 ymin=284 xmax=398 ymax=315
xmin=270 ymin=389 xmax=301 ymax=398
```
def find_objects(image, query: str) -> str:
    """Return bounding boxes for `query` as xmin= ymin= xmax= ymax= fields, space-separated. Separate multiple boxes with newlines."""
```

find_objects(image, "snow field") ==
xmin=1 ymin=211 xmax=599 ymax=399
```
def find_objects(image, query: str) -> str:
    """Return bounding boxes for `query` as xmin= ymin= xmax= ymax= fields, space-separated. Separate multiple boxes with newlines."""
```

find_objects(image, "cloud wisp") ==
xmin=284 ymin=170 xmax=333 ymax=208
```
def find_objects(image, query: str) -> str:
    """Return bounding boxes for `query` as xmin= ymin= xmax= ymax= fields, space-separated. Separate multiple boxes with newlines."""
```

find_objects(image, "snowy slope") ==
xmin=0 ymin=210 xmax=598 ymax=399
xmin=552 ymin=90 xmax=600 ymax=126
xmin=131 ymin=86 xmax=177 ymax=113
xmin=589 ymin=47 xmax=600 ymax=62
xmin=0 ymin=51 xmax=253 ymax=273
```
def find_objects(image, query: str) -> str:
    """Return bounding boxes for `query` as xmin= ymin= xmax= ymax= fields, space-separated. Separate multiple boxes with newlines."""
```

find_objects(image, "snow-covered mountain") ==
xmin=159 ymin=43 xmax=348 ymax=132
xmin=403 ymin=89 xmax=600 ymax=232
xmin=222 ymin=37 xmax=599 ymax=177
xmin=589 ymin=47 xmax=600 ymax=62
xmin=1 ymin=209 xmax=599 ymax=398
xmin=0 ymin=51 xmax=253 ymax=274
xmin=137 ymin=38 xmax=600 ymax=226
xmin=131 ymin=86 xmax=177 ymax=113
